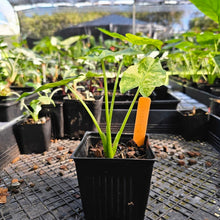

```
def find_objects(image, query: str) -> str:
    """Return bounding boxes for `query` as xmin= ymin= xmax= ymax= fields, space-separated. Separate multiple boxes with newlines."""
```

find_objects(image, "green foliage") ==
xmin=0 ymin=38 xmax=42 ymax=87
xmin=19 ymin=87 xmax=62 ymax=123
xmin=165 ymin=31 xmax=220 ymax=84
xmin=26 ymin=99 xmax=42 ymax=123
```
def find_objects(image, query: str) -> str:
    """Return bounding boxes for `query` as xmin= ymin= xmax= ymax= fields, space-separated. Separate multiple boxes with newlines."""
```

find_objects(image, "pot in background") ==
xmin=210 ymin=98 xmax=220 ymax=117
xmin=178 ymin=109 xmax=208 ymax=141
xmin=13 ymin=117 xmax=51 ymax=154
xmin=63 ymin=96 xmax=103 ymax=139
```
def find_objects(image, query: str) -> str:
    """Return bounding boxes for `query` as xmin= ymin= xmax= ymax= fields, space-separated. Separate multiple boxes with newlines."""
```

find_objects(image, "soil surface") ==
xmin=88 ymin=138 xmax=152 ymax=159
xmin=21 ymin=117 xmax=49 ymax=125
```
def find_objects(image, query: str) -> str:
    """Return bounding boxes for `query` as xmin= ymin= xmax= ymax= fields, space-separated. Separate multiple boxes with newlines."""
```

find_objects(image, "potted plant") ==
xmin=13 ymin=93 xmax=52 ymax=154
xmin=19 ymin=28 xmax=167 ymax=219
xmin=63 ymin=80 xmax=103 ymax=139
xmin=178 ymin=107 xmax=208 ymax=141
xmin=37 ymin=87 xmax=64 ymax=139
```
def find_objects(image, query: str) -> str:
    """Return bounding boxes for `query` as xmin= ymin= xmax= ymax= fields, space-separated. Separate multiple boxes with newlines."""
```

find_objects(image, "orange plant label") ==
xmin=133 ymin=97 xmax=151 ymax=146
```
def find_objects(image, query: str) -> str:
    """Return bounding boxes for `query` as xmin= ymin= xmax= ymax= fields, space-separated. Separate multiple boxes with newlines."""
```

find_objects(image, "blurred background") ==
xmin=2 ymin=0 xmax=216 ymax=46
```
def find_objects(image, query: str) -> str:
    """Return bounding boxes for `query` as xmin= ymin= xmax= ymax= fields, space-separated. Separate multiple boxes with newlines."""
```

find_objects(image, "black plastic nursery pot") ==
xmin=210 ymin=98 xmax=220 ymax=117
xmin=0 ymin=93 xmax=38 ymax=122
xmin=13 ymin=117 xmax=51 ymax=154
xmin=39 ymin=102 xmax=64 ymax=139
xmin=9 ymin=86 xmax=34 ymax=93
xmin=0 ymin=99 xmax=22 ymax=122
xmin=178 ymin=109 xmax=208 ymax=141
xmin=63 ymin=96 xmax=103 ymax=139
xmin=71 ymin=131 xmax=156 ymax=220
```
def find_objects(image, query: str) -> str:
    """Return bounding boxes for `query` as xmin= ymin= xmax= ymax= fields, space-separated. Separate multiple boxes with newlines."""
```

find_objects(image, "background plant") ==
xmin=165 ymin=31 xmax=220 ymax=84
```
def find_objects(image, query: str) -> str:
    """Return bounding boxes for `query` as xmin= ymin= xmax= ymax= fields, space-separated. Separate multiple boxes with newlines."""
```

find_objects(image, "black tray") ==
xmin=100 ymin=109 xmax=180 ymax=134
xmin=184 ymin=85 xmax=219 ymax=106
xmin=104 ymin=93 xmax=180 ymax=109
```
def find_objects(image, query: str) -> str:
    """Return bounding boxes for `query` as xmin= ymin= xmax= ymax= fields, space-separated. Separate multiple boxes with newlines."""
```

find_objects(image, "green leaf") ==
xmin=125 ymin=33 xmax=163 ymax=50
xmin=61 ymin=35 xmax=88 ymax=47
xmin=189 ymin=0 xmax=220 ymax=24
xmin=38 ymin=96 xmax=53 ymax=105
xmin=85 ymin=48 xmax=143 ymax=61
xmin=29 ymin=99 xmax=42 ymax=122
xmin=98 ymin=28 xmax=163 ymax=50
xmin=51 ymin=36 xmax=60 ymax=47
xmin=120 ymin=57 xmax=167 ymax=97
xmin=196 ymin=32 xmax=220 ymax=44
xmin=85 ymin=50 xmax=115 ymax=61
xmin=175 ymin=41 xmax=197 ymax=51
xmin=182 ymin=32 xmax=197 ymax=38
xmin=18 ymin=76 xmax=80 ymax=100
xmin=98 ymin=28 xmax=128 ymax=42
xmin=85 ymin=71 xmax=103 ymax=78
xmin=163 ymin=39 xmax=181 ymax=50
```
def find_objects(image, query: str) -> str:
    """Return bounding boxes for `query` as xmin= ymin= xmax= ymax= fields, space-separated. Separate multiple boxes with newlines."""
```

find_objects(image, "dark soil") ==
xmin=21 ymin=117 xmax=49 ymax=125
xmin=88 ymin=138 xmax=152 ymax=159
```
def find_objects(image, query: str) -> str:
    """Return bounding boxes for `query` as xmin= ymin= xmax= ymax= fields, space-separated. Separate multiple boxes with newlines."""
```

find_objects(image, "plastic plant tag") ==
xmin=133 ymin=97 xmax=151 ymax=146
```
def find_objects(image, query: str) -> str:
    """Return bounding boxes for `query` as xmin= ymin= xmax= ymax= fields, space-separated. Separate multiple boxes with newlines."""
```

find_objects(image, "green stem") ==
xmin=109 ymin=60 xmax=123 ymax=124
xmin=66 ymin=85 xmax=107 ymax=151
xmin=101 ymin=60 xmax=113 ymax=158
xmin=112 ymin=87 xmax=140 ymax=155
xmin=20 ymin=101 xmax=36 ymax=122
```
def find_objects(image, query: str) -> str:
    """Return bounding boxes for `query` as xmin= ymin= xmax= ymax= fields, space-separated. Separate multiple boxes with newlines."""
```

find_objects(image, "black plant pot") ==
xmin=63 ymin=96 xmax=103 ymax=139
xmin=0 ymin=96 xmax=22 ymax=122
xmin=10 ymin=86 xmax=34 ymax=93
xmin=179 ymin=109 xmax=208 ymax=141
xmin=13 ymin=117 xmax=51 ymax=154
xmin=0 ymin=92 xmax=38 ymax=122
xmin=39 ymin=102 xmax=64 ymax=139
xmin=210 ymin=98 xmax=220 ymax=117
xmin=71 ymin=132 xmax=156 ymax=220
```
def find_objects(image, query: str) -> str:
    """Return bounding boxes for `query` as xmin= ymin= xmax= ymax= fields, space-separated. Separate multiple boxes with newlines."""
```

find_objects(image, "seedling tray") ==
xmin=0 ymin=132 xmax=219 ymax=219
